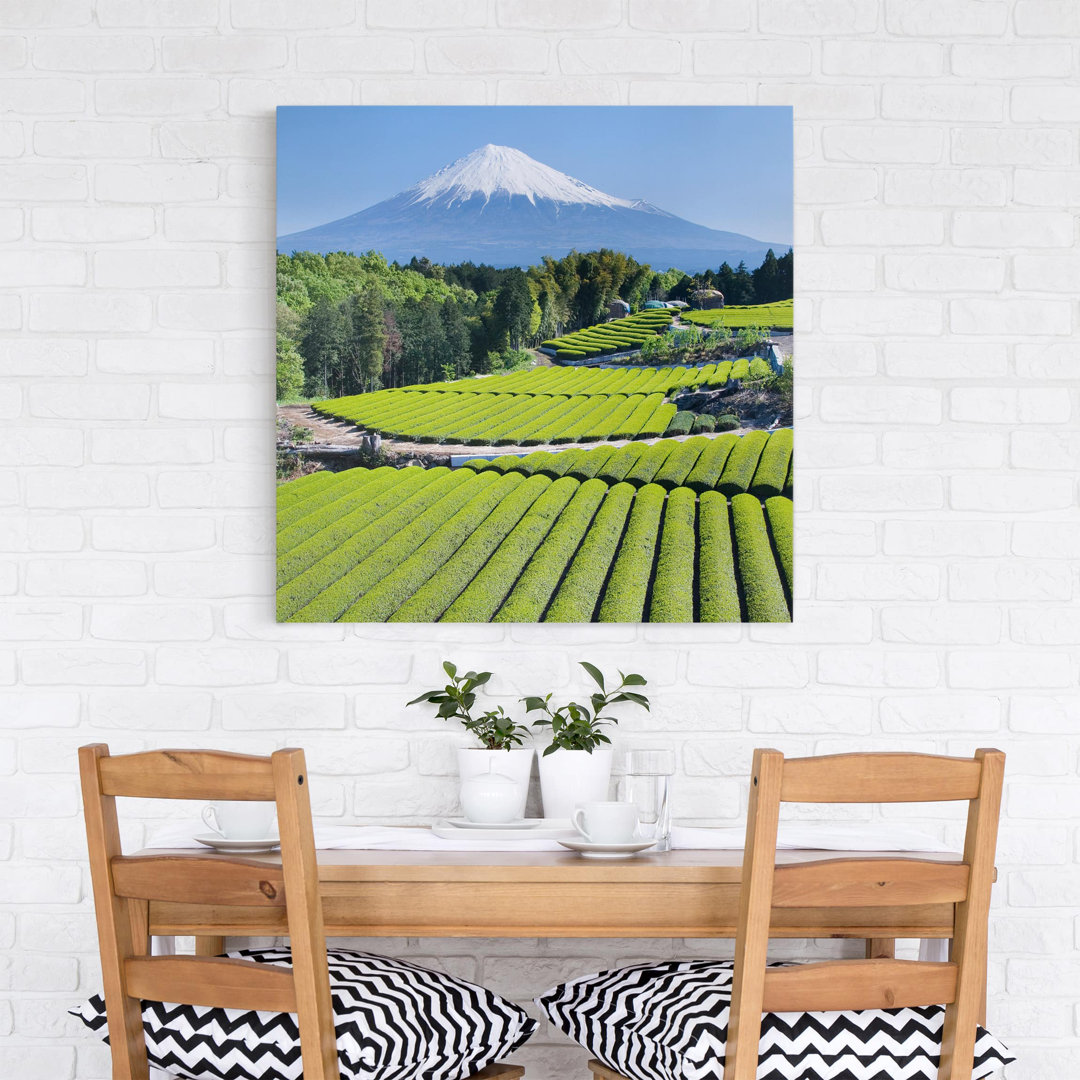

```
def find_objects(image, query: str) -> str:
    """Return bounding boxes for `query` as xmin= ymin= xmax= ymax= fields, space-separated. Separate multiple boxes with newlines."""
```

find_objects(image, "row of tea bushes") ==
xmin=277 ymin=463 xmax=793 ymax=623
xmin=462 ymin=429 xmax=793 ymax=498
xmin=682 ymin=299 xmax=793 ymax=330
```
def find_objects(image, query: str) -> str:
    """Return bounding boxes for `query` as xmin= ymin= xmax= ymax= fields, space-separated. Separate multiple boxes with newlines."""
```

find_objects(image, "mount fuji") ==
xmin=277 ymin=144 xmax=783 ymax=272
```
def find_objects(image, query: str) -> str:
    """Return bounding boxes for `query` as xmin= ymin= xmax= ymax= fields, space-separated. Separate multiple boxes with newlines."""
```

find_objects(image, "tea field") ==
xmin=683 ymin=299 xmax=793 ymax=330
xmin=276 ymin=432 xmax=793 ymax=624
xmin=313 ymin=362 xmax=740 ymax=446
xmin=540 ymin=308 xmax=675 ymax=359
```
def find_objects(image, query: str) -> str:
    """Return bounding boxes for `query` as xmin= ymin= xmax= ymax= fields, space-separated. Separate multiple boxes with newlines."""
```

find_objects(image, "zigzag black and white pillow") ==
xmin=72 ymin=948 xmax=536 ymax=1080
xmin=537 ymin=959 xmax=1014 ymax=1080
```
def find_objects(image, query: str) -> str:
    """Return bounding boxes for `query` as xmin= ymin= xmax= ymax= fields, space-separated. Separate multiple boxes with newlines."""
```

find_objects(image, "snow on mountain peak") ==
xmin=408 ymin=144 xmax=635 ymax=210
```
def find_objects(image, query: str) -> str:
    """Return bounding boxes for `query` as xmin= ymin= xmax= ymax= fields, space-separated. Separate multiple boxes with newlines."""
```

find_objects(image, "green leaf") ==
xmin=521 ymin=695 xmax=548 ymax=713
xmin=473 ymin=671 xmax=492 ymax=686
xmin=406 ymin=690 xmax=440 ymax=706
xmin=580 ymin=661 xmax=605 ymax=691
xmin=621 ymin=673 xmax=647 ymax=686
xmin=443 ymin=660 xmax=457 ymax=678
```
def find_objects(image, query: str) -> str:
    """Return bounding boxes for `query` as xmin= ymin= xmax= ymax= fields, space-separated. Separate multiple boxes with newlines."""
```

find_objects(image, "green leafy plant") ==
xmin=523 ymin=661 xmax=650 ymax=756
xmin=407 ymin=661 xmax=529 ymax=750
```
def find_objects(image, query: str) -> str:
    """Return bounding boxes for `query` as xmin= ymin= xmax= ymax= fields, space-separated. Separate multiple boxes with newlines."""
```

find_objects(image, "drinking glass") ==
xmin=622 ymin=748 xmax=675 ymax=852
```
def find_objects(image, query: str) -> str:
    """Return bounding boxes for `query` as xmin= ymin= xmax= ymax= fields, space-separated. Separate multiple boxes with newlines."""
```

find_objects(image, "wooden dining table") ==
xmin=141 ymin=845 xmax=965 ymax=962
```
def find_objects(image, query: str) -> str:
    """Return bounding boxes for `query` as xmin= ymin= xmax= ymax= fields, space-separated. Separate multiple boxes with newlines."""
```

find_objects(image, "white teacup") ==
xmin=572 ymin=801 xmax=638 ymax=845
xmin=201 ymin=801 xmax=276 ymax=841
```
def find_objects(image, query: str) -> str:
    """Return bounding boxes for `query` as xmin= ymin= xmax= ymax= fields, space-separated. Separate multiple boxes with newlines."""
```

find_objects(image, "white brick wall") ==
xmin=0 ymin=2 xmax=1077 ymax=1077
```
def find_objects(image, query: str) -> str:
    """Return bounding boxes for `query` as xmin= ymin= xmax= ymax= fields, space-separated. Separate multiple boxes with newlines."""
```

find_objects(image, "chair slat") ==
xmin=762 ymin=959 xmax=958 ymax=1013
xmin=99 ymin=750 xmax=277 ymax=801
xmin=771 ymin=858 xmax=969 ymax=908
xmin=112 ymin=856 xmax=288 ymax=908
xmin=471 ymin=1066 xmax=526 ymax=1079
xmin=124 ymin=956 xmax=297 ymax=1013
xmin=780 ymin=753 xmax=981 ymax=804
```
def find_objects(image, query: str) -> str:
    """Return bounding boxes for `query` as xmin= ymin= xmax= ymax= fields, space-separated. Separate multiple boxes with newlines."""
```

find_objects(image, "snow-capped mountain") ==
xmin=277 ymin=144 xmax=783 ymax=272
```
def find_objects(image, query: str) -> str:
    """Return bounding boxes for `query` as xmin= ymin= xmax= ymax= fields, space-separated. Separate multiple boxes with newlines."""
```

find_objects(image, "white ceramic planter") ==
xmin=456 ymin=747 xmax=534 ymax=819
xmin=538 ymin=746 xmax=614 ymax=820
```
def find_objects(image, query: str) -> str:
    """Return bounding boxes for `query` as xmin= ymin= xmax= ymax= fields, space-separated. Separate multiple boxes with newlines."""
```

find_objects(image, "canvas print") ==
xmin=276 ymin=106 xmax=793 ymax=623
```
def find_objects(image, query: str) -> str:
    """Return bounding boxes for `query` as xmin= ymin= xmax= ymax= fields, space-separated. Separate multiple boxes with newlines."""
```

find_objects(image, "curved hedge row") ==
xmin=494 ymin=479 xmax=608 ymax=622
xmin=276 ymin=469 xmax=472 ymax=619
xmin=765 ymin=495 xmax=793 ymax=597
xmin=441 ymin=477 xmax=581 ymax=622
xmin=545 ymin=310 xmax=675 ymax=358
xmin=648 ymin=487 xmax=696 ymax=622
xmin=277 ymin=460 xmax=794 ymax=624
xmin=339 ymin=473 xmax=524 ymax=623
xmin=597 ymin=483 xmax=666 ymax=622
xmin=543 ymin=482 xmax=636 ymax=622
xmin=697 ymin=491 xmax=741 ymax=622
xmin=731 ymin=493 xmax=790 ymax=622
xmin=717 ymin=430 xmax=769 ymax=496
xmin=749 ymin=428 xmax=793 ymax=499
xmin=391 ymin=474 xmax=553 ymax=622
xmin=683 ymin=434 xmax=739 ymax=492
xmin=464 ymin=431 xmax=793 ymax=498
xmin=653 ymin=436 xmax=709 ymax=489
xmin=682 ymin=300 xmax=793 ymax=331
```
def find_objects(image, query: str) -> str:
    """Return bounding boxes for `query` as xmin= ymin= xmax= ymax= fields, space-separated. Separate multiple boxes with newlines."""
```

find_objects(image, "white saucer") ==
xmin=432 ymin=819 xmax=575 ymax=842
xmin=446 ymin=817 xmax=539 ymax=831
xmin=194 ymin=834 xmax=280 ymax=854
xmin=557 ymin=838 xmax=657 ymax=859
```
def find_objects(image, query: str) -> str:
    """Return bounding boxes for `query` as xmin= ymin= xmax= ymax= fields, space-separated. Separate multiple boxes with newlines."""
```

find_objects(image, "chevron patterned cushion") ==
xmin=536 ymin=959 xmax=1014 ymax=1080
xmin=72 ymin=948 xmax=536 ymax=1080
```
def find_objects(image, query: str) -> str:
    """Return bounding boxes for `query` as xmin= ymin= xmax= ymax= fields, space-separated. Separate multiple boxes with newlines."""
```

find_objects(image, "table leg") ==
xmin=194 ymin=936 xmax=226 ymax=957
xmin=865 ymin=938 xmax=896 ymax=959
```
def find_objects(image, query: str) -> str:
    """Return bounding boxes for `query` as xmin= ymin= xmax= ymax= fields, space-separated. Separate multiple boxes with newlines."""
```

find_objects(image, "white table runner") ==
xmin=147 ymin=821 xmax=950 ymax=854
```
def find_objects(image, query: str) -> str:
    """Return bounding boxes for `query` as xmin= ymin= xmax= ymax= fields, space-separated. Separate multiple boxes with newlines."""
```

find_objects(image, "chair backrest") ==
xmin=724 ymin=749 xmax=1005 ymax=1080
xmin=79 ymin=745 xmax=340 ymax=1080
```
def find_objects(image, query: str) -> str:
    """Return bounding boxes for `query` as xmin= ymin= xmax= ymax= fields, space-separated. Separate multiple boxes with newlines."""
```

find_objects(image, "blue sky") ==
xmin=276 ymin=106 xmax=793 ymax=246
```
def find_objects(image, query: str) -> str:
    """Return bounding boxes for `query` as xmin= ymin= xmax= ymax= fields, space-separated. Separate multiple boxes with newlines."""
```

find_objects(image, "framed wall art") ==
xmin=275 ymin=106 xmax=793 ymax=623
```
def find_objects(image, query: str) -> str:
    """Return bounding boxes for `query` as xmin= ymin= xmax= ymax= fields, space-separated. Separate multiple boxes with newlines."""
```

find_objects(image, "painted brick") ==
xmin=162 ymin=35 xmax=288 ymax=72
xmin=3 ymin=12 xmax=1079 ymax=1077
xmin=96 ymin=0 xmax=219 ymax=25
xmin=883 ymin=167 xmax=1007 ymax=206
xmin=230 ymin=0 xmax=357 ymax=28
xmin=629 ymin=0 xmax=748 ymax=30
xmin=693 ymin=40 xmax=812 ymax=76
xmin=425 ymin=36 xmax=544 ymax=74
xmin=31 ymin=205 xmax=155 ymax=242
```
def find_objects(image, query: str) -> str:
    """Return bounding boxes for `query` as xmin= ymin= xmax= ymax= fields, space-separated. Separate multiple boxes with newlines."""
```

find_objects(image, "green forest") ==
xmin=276 ymin=247 xmax=793 ymax=401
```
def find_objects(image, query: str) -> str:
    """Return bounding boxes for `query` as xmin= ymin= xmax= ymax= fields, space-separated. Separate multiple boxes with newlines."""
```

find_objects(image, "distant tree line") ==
xmin=276 ymin=246 xmax=793 ymax=401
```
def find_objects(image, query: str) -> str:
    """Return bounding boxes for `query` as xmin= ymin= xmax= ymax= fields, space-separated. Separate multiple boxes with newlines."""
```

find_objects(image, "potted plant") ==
xmin=408 ymin=662 xmax=533 ymax=818
xmin=523 ymin=661 xmax=650 ymax=820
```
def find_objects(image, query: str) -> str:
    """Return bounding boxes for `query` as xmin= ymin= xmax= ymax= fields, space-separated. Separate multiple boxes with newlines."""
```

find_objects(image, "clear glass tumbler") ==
xmin=622 ymin=748 xmax=675 ymax=852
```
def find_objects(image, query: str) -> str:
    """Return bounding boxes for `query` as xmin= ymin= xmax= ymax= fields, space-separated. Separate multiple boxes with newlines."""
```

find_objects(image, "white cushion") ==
xmin=73 ymin=947 xmax=535 ymax=1080
xmin=537 ymin=959 xmax=1013 ymax=1080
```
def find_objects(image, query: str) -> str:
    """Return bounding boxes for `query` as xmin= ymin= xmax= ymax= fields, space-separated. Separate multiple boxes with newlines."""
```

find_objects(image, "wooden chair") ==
xmin=588 ymin=748 xmax=1005 ymax=1080
xmin=80 ymin=745 xmax=525 ymax=1080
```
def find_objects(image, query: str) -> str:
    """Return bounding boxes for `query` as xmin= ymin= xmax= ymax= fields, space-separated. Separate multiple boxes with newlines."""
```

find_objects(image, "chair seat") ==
xmin=73 ymin=947 xmax=536 ymax=1080
xmin=537 ymin=959 xmax=1013 ymax=1080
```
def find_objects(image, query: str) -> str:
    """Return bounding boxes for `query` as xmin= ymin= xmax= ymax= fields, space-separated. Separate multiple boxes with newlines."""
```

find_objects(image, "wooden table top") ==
xmin=144 ymin=846 xmax=965 ymax=883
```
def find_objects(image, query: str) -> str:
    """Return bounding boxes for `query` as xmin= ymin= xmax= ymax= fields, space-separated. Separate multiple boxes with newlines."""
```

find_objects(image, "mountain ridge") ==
xmin=278 ymin=144 xmax=785 ymax=272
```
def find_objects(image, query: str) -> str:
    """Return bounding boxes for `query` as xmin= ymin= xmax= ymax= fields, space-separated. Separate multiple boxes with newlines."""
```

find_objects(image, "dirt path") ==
xmin=278 ymin=404 xmax=367 ymax=445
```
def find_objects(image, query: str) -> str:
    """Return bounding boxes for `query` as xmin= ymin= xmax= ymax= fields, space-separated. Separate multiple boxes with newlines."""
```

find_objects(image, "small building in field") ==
xmin=642 ymin=300 xmax=667 ymax=310
xmin=608 ymin=299 xmax=630 ymax=319
xmin=691 ymin=288 xmax=725 ymax=309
